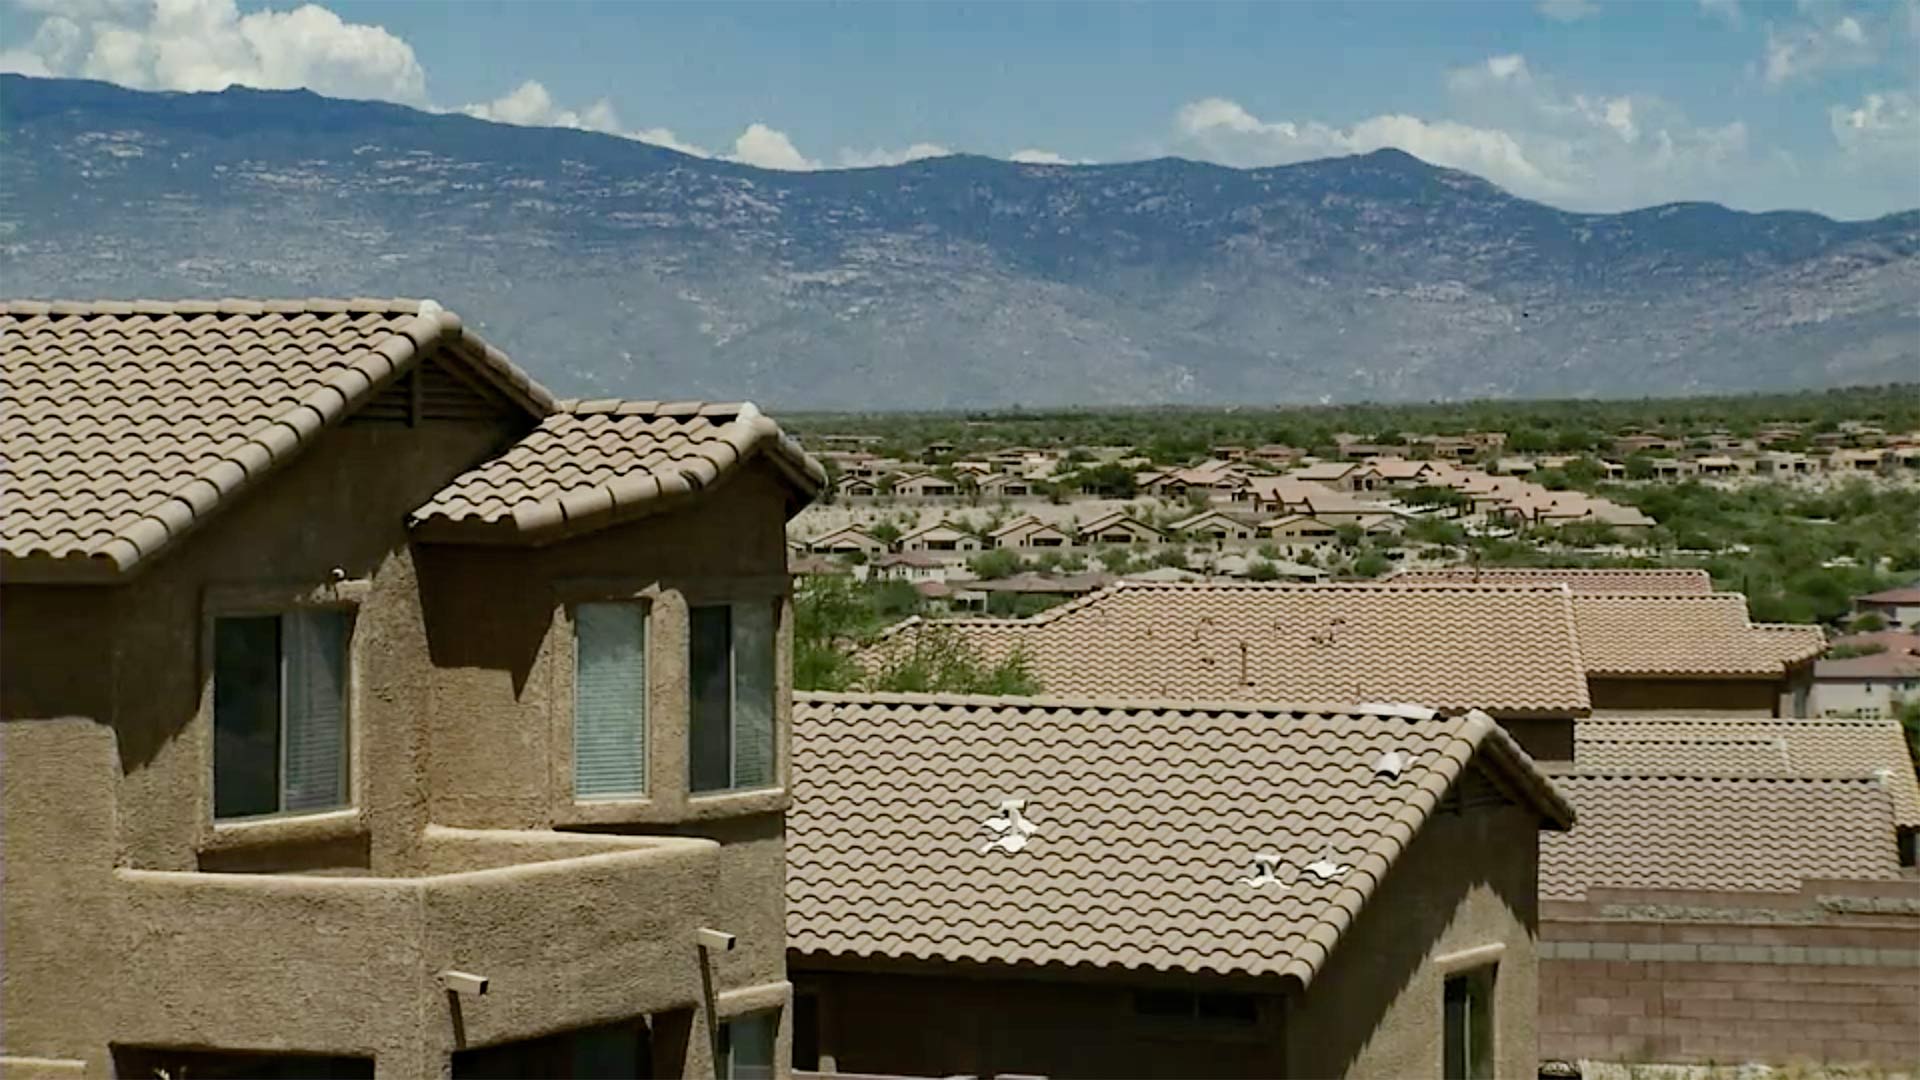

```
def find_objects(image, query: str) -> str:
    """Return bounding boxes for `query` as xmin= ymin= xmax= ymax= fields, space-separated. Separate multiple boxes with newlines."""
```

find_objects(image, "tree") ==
xmin=1335 ymin=523 xmax=1364 ymax=548
xmin=792 ymin=576 xmax=875 ymax=692
xmin=1097 ymin=546 xmax=1134 ymax=573
xmin=968 ymin=549 xmax=1022 ymax=580
xmin=868 ymin=626 xmax=1041 ymax=695
xmin=1246 ymin=559 xmax=1280 ymax=582
xmin=1850 ymin=612 xmax=1888 ymax=633
xmin=1076 ymin=462 xmax=1138 ymax=498
xmin=1352 ymin=551 xmax=1392 ymax=578
xmin=868 ymin=521 xmax=902 ymax=546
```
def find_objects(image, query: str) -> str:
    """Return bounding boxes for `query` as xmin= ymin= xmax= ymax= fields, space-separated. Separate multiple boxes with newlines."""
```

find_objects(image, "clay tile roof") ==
xmin=1570 ymin=593 xmax=1814 ymax=676
xmin=1389 ymin=567 xmax=1715 ymax=594
xmin=866 ymin=582 xmax=1591 ymax=715
xmin=789 ymin=692 xmax=1572 ymax=984
xmin=1 ymin=298 xmax=551 ymax=581
xmin=1540 ymin=774 xmax=1902 ymax=900
xmin=409 ymin=400 xmax=824 ymax=544
xmin=1856 ymin=585 xmax=1920 ymax=604
xmin=1575 ymin=716 xmax=1920 ymax=829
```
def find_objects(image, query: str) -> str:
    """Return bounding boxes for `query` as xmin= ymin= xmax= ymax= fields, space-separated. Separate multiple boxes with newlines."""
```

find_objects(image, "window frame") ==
xmin=210 ymin=608 xmax=354 ymax=820
xmin=688 ymin=596 xmax=782 ymax=796
xmin=568 ymin=598 xmax=653 ymax=803
xmin=717 ymin=1009 xmax=778 ymax=1080
xmin=1442 ymin=964 xmax=1497 ymax=1080
xmin=199 ymin=581 xmax=366 ymax=846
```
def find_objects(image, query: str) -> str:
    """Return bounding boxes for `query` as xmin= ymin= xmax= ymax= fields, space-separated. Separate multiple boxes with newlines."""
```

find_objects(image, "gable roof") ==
xmin=1389 ymin=568 xmax=1715 ymax=594
xmin=1540 ymin=774 xmax=1901 ymax=900
xmin=409 ymin=399 xmax=824 ymax=544
xmin=1077 ymin=510 xmax=1162 ymax=536
xmin=2 ymin=298 xmax=823 ymax=577
xmin=1571 ymin=593 xmax=1821 ymax=676
xmin=867 ymin=581 xmax=1592 ymax=715
xmin=1575 ymin=716 xmax=1920 ymax=829
xmin=1 ymin=298 xmax=546 ymax=581
xmin=789 ymin=692 xmax=1571 ymax=986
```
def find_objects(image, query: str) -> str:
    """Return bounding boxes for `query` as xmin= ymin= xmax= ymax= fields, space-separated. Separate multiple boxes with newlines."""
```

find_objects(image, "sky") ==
xmin=2 ymin=0 xmax=1916 ymax=219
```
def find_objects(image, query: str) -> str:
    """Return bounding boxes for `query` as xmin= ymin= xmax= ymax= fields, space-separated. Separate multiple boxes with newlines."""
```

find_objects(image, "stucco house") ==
xmin=1 ymin=299 xmax=823 ymax=1079
xmin=897 ymin=520 xmax=983 ymax=553
xmin=1854 ymin=585 xmax=1920 ymax=630
xmin=1569 ymin=592 xmax=1823 ymax=715
xmin=1075 ymin=510 xmax=1163 ymax=546
xmin=807 ymin=524 xmax=887 ymax=556
xmin=1812 ymin=635 xmax=1920 ymax=719
xmin=863 ymin=581 xmax=1594 ymax=763
xmin=988 ymin=515 xmax=1073 ymax=549
xmin=889 ymin=472 xmax=960 ymax=499
xmin=788 ymin=692 xmax=1574 ymax=1080
xmin=1171 ymin=508 xmax=1261 ymax=542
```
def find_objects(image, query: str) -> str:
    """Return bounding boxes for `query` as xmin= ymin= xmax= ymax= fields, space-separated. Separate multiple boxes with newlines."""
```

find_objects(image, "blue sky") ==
xmin=3 ymin=0 xmax=1916 ymax=218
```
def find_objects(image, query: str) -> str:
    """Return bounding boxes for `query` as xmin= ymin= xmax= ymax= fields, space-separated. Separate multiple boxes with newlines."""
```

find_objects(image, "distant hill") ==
xmin=2 ymin=74 xmax=1915 ymax=409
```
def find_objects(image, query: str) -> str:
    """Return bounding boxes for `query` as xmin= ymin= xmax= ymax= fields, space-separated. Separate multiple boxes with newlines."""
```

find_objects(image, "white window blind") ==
xmin=732 ymin=601 xmax=776 ymax=789
xmin=282 ymin=610 xmax=349 ymax=812
xmin=574 ymin=602 xmax=647 ymax=798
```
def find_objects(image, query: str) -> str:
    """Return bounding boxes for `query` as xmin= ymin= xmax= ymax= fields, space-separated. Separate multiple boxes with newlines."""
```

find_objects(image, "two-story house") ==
xmin=1 ymin=299 xmax=823 ymax=1079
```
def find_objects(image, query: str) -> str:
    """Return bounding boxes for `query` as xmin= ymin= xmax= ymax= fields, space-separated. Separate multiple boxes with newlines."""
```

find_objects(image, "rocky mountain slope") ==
xmin=3 ymin=74 xmax=1914 ymax=408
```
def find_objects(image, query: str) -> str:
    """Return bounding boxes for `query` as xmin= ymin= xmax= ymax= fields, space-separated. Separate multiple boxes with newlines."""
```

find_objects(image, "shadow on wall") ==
xmin=1291 ymin=798 xmax=1539 ymax=1080
xmin=416 ymin=543 xmax=552 ymax=698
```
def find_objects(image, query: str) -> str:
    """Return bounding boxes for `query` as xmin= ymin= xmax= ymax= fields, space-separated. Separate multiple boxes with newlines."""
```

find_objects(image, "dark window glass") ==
xmin=1444 ymin=967 xmax=1496 ymax=1080
xmin=213 ymin=611 xmax=349 ymax=819
xmin=214 ymin=616 xmax=281 ymax=818
xmin=720 ymin=1012 xmax=776 ymax=1080
xmin=1197 ymin=992 xmax=1258 ymax=1024
xmin=690 ymin=605 xmax=734 ymax=792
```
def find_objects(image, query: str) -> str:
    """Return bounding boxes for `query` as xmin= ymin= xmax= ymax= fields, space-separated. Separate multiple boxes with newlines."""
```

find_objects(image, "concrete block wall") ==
xmin=1538 ymin=881 xmax=1920 ymax=1068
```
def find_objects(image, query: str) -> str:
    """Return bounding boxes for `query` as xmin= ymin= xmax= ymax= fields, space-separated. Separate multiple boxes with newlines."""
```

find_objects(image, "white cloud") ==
xmin=1174 ymin=96 xmax=1566 ymax=199
xmin=731 ymin=122 xmax=819 ymax=171
xmin=0 ymin=0 xmax=427 ymax=103
xmin=1762 ymin=13 xmax=1879 ymax=84
xmin=1008 ymin=148 xmax=1082 ymax=165
xmin=1537 ymin=0 xmax=1600 ymax=21
xmin=1173 ymin=56 xmax=1771 ymax=211
xmin=458 ymin=79 xmax=710 ymax=157
xmin=837 ymin=142 xmax=952 ymax=168
xmin=1829 ymin=89 xmax=1920 ymax=155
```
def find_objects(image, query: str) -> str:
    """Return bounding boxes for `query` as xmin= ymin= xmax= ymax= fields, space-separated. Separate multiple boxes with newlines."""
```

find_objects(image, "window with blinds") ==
xmin=572 ymin=603 xmax=648 ymax=799
xmin=213 ymin=609 xmax=350 ymax=819
xmin=690 ymin=600 xmax=779 ymax=793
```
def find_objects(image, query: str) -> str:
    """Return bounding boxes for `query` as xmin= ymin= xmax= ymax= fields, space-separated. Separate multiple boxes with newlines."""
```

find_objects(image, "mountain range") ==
xmin=2 ymin=74 xmax=1915 ymax=409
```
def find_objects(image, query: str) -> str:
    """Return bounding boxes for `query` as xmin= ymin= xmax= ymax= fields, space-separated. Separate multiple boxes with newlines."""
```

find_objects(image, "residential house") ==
xmin=975 ymin=473 xmax=1036 ymax=499
xmin=890 ymin=472 xmax=961 ymax=499
xmin=1569 ymin=592 xmax=1823 ymax=715
xmin=1754 ymin=451 xmax=1814 ymax=475
xmin=1249 ymin=444 xmax=1303 ymax=466
xmin=1647 ymin=458 xmax=1692 ymax=481
xmin=1812 ymin=634 xmax=1920 ymax=719
xmin=1491 ymin=458 xmax=1537 ymax=477
xmin=1412 ymin=435 xmax=1479 ymax=460
xmin=1075 ymin=511 xmax=1164 ymax=546
xmin=1363 ymin=456 xmax=1442 ymax=488
xmin=789 ymin=693 xmax=1574 ymax=1080
xmin=0 ymin=299 xmax=819 ymax=1078
xmin=808 ymin=524 xmax=888 ymax=556
xmin=1828 ymin=449 xmax=1886 ymax=472
xmin=1170 ymin=509 xmax=1260 ymax=543
xmin=1692 ymin=455 xmax=1743 ymax=477
xmin=1612 ymin=434 xmax=1680 ymax=457
xmin=864 ymin=581 xmax=1594 ymax=761
xmin=987 ymin=515 xmax=1073 ymax=550
xmin=1261 ymin=513 xmax=1343 ymax=554
xmin=1854 ymin=585 xmax=1920 ymax=629
xmin=867 ymin=552 xmax=956 ymax=584
xmin=1291 ymin=461 xmax=1361 ymax=489
xmin=832 ymin=473 xmax=879 ymax=499
xmin=897 ymin=521 xmax=983 ymax=553
xmin=1538 ymin=719 xmax=1919 ymax=1066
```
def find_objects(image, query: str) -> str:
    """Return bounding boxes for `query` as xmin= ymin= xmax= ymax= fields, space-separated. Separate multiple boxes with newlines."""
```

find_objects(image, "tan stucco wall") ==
xmin=791 ymin=963 xmax=1287 ymax=1079
xmin=3 ymin=414 xmax=798 ymax=1078
xmin=1286 ymin=790 xmax=1543 ymax=1080
xmin=1588 ymin=677 xmax=1783 ymax=716
xmin=790 ymin=772 xmax=1544 ymax=1080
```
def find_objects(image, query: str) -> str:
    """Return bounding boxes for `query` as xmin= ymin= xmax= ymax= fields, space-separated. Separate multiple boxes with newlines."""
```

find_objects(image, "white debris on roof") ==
xmin=1238 ymin=852 xmax=1288 ymax=889
xmin=1358 ymin=702 xmax=1439 ymax=721
xmin=1302 ymin=857 xmax=1348 ymax=882
xmin=1374 ymin=749 xmax=1409 ymax=779
xmin=979 ymin=798 xmax=1040 ymax=854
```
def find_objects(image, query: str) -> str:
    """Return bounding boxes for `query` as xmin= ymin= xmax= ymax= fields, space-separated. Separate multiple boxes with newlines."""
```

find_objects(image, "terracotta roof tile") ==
xmin=789 ymin=692 xmax=1571 ymax=984
xmin=1576 ymin=716 xmax=1920 ymax=829
xmin=1 ymin=298 xmax=551 ymax=580
xmin=866 ymin=582 xmax=1591 ymax=715
xmin=1540 ymin=774 xmax=1901 ymax=900
xmin=1571 ymin=593 xmax=1819 ymax=676
xmin=1390 ymin=568 xmax=1714 ymax=594
xmin=410 ymin=400 xmax=824 ymax=544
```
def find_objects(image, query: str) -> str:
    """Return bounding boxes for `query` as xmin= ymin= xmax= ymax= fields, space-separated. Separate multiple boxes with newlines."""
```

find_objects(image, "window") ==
xmin=718 ymin=1011 xmax=776 ymax=1080
xmin=1443 ymin=967 xmax=1496 ymax=1080
xmin=214 ymin=610 xmax=350 ymax=819
xmin=573 ymin=602 xmax=648 ymax=799
xmin=690 ymin=602 xmax=777 ymax=793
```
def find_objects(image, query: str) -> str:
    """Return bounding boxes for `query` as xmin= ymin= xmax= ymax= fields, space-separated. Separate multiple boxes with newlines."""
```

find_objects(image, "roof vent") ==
xmin=1239 ymin=853 xmax=1287 ymax=889
xmin=980 ymin=799 xmax=1039 ymax=854
xmin=1302 ymin=857 xmax=1348 ymax=883
xmin=1374 ymin=750 xmax=1410 ymax=779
